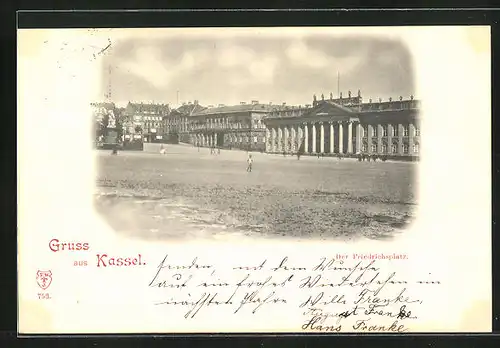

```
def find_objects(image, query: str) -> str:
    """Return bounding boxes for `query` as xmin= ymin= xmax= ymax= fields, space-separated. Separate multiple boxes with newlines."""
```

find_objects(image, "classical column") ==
xmin=312 ymin=123 xmax=317 ymax=153
xmin=377 ymin=124 xmax=383 ymax=154
xmin=367 ymin=125 xmax=373 ymax=154
xmin=278 ymin=126 xmax=282 ymax=152
xmin=355 ymin=123 xmax=362 ymax=154
xmin=338 ymin=122 xmax=344 ymax=154
xmin=329 ymin=122 xmax=334 ymax=153
xmin=387 ymin=124 xmax=393 ymax=154
xmin=284 ymin=126 xmax=289 ymax=153
xmin=265 ymin=127 xmax=271 ymax=152
xmin=347 ymin=121 xmax=353 ymax=154
xmin=409 ymin=123 xmax=415 ymax=155
xmin=320 ymin=122 xmax=325 ymax=153
xmin=304 ymin=123 xmax=309 ymax=153
xmin=272 ymin=127 xmax=278 ymax=152
xmin=291 ymin=126 xmax=296 ymax=152
xmin=398 ymin=124 xmax=404 ymax=155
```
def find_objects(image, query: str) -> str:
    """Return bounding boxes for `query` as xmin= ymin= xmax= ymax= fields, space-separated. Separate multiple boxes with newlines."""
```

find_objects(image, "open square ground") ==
xmin=95 ymin=145 xmax=418 ymax=241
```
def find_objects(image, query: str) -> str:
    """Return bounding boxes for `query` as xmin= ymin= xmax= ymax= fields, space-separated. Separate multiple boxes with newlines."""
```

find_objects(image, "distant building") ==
xmin=165 ymin=100 xmax=274 ymax=151
xmin=124 ymin=102 xmax=171 ymax=143
xmin=164 ymin=100 xmax=206 ymax=144
xmin=262 ymin=90 xmax=420 ymax=160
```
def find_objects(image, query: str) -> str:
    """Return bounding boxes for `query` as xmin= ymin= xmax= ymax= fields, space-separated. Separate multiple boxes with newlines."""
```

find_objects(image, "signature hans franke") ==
xmin=146 ymin=254 xmax=432 ymax=332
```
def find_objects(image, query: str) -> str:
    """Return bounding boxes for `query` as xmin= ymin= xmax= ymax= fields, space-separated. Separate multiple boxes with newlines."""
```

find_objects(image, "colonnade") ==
xmin=192 ymin=133 xmax=219 ymax=147
xmin=266 ymin=121 xmax=361 ymax=154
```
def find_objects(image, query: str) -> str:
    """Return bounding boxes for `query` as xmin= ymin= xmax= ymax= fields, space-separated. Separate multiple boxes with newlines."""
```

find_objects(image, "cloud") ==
xmin=120 ymin=44 xmax=173 ymax=88
xmin=217 ymin=45 xmax=256 ymax=68
xmin=248 ymin=56 xmax=279 ymax=84
xmin=103 ymin=34 xmax=414 ymax=106
xmin=285 ymin=40 xmax=330 ymax=69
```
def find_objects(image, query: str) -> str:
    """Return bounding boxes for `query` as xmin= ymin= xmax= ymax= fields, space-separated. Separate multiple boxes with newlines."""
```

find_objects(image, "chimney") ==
xmin=282 ymin=102 xmax=286 ymax=106
xmin=251 ymin=100 xmax=259 ymax=105
xmin=194 ymin=100 xmax=198 ymax=105
xmin=240 ymin=102 xmax=246 ymax=105
xmin=188 ymin=101 xmax=192 ymax=105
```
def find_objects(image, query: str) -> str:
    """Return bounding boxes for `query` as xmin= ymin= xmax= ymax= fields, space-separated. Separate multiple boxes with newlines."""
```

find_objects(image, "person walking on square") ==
xmin=246 ymin=154 xmax=253 ymax=172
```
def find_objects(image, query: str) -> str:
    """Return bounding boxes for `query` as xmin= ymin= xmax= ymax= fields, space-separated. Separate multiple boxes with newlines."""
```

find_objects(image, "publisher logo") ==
xmin=36 ymin=270 xmax=52 ymax=290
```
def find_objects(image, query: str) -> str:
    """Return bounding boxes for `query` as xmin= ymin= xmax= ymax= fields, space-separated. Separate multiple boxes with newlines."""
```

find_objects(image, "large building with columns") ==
xmin=263 ymin=91 xmax=420 ymax=160
xmin=165 ymin=100 xmax=274 ymax=151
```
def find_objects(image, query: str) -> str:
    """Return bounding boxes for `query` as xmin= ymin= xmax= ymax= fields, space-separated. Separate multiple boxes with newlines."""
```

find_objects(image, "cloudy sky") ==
xmin=100 ymin=32 xmax=414 ymax=108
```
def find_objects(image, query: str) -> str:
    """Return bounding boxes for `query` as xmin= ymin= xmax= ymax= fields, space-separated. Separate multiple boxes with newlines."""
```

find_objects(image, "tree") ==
xmin=100 ymin=110 xmax=109 ymax=136
xmin=114 ymin=108 xmax=123 ymax=140
xmin=94 ymin=121 xmax=102 ymax=139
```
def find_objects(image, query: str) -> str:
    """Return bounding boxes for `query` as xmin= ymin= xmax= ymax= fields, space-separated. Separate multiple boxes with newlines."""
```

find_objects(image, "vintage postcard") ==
xmin=17 ymin=26 xmax=491 ymax=334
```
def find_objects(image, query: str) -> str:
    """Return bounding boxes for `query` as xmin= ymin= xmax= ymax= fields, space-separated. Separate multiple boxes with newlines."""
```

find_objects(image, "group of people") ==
xmin=210 ymin=146 xmax=221 ymax=155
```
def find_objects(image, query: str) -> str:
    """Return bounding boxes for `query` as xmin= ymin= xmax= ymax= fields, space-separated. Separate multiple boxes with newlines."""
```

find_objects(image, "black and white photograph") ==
xmin=93 ymin=28 xmax=420 ymax=242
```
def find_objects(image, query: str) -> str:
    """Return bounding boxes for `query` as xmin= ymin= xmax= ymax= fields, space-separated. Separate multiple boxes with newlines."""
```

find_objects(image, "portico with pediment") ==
xmin=264 ymin=100 xmax=362 ymax=155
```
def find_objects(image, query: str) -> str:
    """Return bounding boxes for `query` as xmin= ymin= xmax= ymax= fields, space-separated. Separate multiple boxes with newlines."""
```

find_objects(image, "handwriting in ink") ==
xmin=270 ymin=257 xmax=307 ymax=271
xmin=149 ymin=254 xmax=212 ymax=287
xmin=234 ymin=290 xmax=287 ymax=314
xmin=353 ymin=318 xmax=407 ymax=332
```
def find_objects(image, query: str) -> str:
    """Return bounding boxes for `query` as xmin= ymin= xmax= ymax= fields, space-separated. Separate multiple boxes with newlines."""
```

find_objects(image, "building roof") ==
xmin=175 ymin=103 xmax=206 ymax=116
xmin=91 ymin=102 xmax=115 ymax=110
xmin=126 ymin=102 xmax=171 ymax=115
xmin=191 ymin=103 xmax=274 ymax=116
xmin=265 ymin=100 xmax=354 ymax=121
xmin=359 ymin=99 xmax=420 ymax=113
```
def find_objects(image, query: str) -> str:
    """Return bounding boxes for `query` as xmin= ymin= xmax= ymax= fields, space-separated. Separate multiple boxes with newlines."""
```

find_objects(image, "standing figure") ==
xmin=247 ymin=154 xmax=253 ymax=172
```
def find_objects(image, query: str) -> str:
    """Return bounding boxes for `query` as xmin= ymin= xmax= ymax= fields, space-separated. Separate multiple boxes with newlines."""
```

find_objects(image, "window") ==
xmin=415 ymin=126 xmax=420 ymax=136
xmin=391 ymin=144 xmax=397 ymax=153
xmin=413 ymin=143 xmax=419 ymax=153
xmin=392 ymin=125 xmax=398 ymax=137
xmin=403 ymin=125 xmax=409 ymax=137
xmin=372 ymin=126 xmax=377 ymax=137
xmin=362 ymin=126 xmax=367 ymax=137
xmin=254 ymin=136 xmax=258 ymax=143
xmin=362 ymin=144 xmax=368 ymax=152
xmin=382 ymin=144 xmax=388 ymax=153
xmin=382 ymin=125 xmax=388 ymax=137
xmin=371 ymin=144 xmax=377 ymax=153
xmin=403 ymin=144 xmax=409 ymax=154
